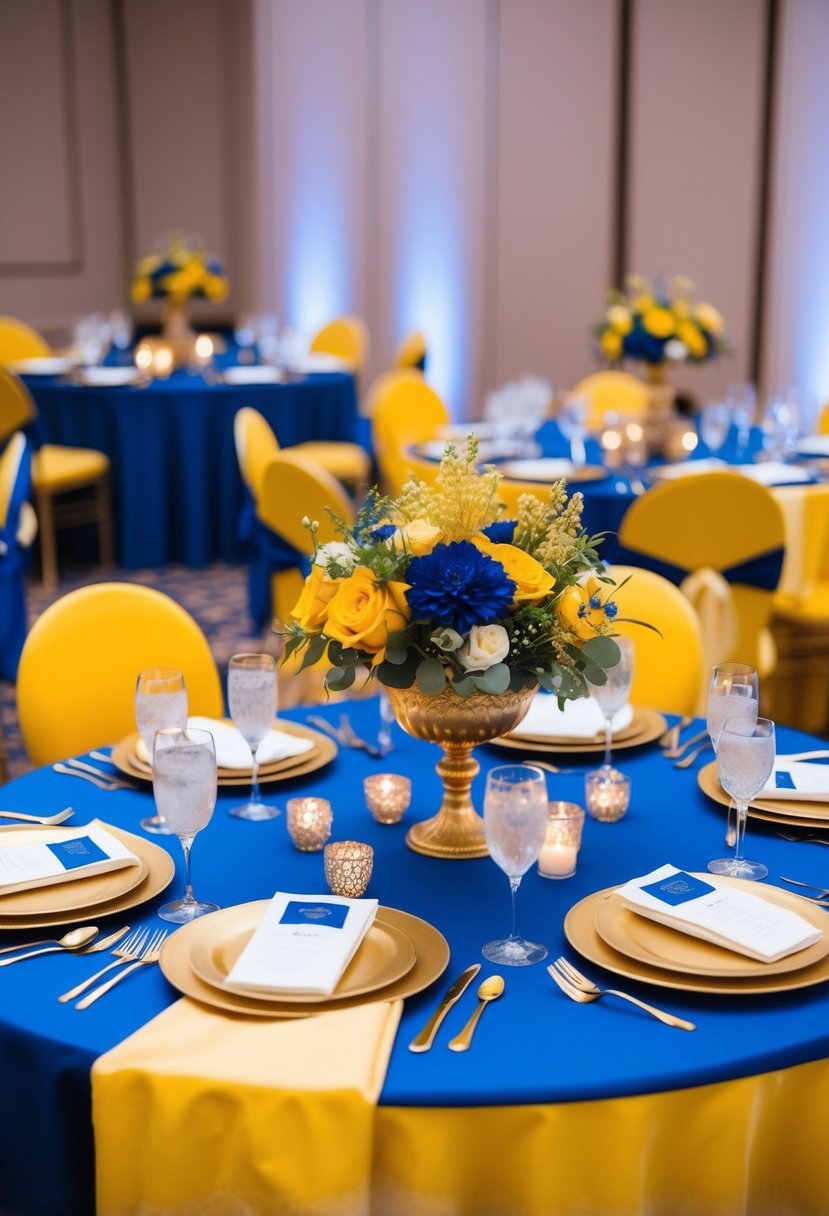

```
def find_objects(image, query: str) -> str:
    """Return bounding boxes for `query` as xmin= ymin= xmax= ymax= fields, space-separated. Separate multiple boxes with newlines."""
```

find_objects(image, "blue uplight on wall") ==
xmin=283 ymin=186 xmax=349 ymax=342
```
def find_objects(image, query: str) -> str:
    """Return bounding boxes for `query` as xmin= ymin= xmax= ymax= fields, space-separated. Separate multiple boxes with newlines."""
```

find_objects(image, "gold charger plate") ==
xmin=160 ymin=904 xmax=451 ymax=1018
xmin=508 ymin=712 xmax=645 ymax=749
xmin=112 ymin=721 xmax=337 ymax=788
xmin=491 ymin=707 xmax=667 ymax=755
xmin=499 ymin=463 xmax=609 ymax=485
xmin=0 ymin=822 xmax=175 ymax=930
xmin=129 ymin=721 xmax=317 ymax=779
xmin=189 ymin=903 xmax=416 ymax=1003
xmin=565 ymin=881 xmax=829 ymax=996
xmin=594 ymin=876 xmax=829 ymax=978
xmin=698 ymin=761 xmax=829 ymax=826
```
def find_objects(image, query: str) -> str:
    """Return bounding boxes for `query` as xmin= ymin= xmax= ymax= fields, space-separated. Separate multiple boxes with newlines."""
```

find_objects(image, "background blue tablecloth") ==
xmin=2 ymin=701 xmax=829 ymax=1213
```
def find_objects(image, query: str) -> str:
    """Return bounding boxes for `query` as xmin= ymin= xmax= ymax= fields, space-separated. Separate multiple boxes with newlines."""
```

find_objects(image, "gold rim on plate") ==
xmin=129 ymin=722 xmax=317 ymax=778
xmin=698 ymin=761 xmax=829 ymax=825
xmin=565 ymin=880 xmax=829 ymax=996
xmin=490 ymin=707 xmax=667 ymax=755
xmin=593 ymin=877 xmax=829 ymax=978
xmin=160 ymin=904 xmax=451 ymax=1018
xmin=499 ymin=463 xmax=609 ymax=484
xmin=507 ymin=712 xmax=645 ymax=748
xmin=188 ymin=902 xmax=416 ymax=1003
xmin=0 ymin=821 xmax=175 ymax=930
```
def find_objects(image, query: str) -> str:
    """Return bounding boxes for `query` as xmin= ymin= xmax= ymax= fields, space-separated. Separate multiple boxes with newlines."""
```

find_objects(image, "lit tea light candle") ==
xmin=194 ymin=334 xmax=214 ymax=360
xmin=538 ymin=801 xmax=585 ymax=880
xmin=134 ymin=342 xmax=154 ymax=371
xmin=286 ymin=796 xmax=332 ymax=851
xmin=364 ymin=774 xmax=411 ymax=824
xmin=324 ymin=841 xmax=373 ymax=897
xmin=153 ymin=345 xmax=174 ymax=378
xmin=585 ymin=768 xmax=631 ymax=823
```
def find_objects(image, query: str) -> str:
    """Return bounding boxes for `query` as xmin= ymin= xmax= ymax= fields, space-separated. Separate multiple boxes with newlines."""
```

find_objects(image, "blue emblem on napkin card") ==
xmin=640 ymin=871 xmax=716 ymax=906
xmin=280 ymin=901 xmax=349 ymax=929
xmin=775 ymin=771 xmax=796 ymax=789
xmin=45 ymin=836 xmax=109 ymax=870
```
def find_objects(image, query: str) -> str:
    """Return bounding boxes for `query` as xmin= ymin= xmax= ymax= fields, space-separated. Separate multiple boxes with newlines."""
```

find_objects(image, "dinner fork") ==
xmin=57 ymin=928 xmax=151 ymax=1003
xmin=52 ymin=764 xmax=129 ymax=791
xmin=663 ymin=728 xmax=709 ymax=760
xmin=776 ymin=831 xmax=829 ymax=847
xmin=659 ymin=716 xmax=694 ymax=750
xmin=338 ymin=716 xmax=384 ymax=759
xmin=0 ymin=808 xmax=73 ymax=826
xmin=673 ymin=740 xmax=714 ymax=769
xmin=74 ymin=930 xmax=168 ymax=1009
xmin=63 ymin=759 xmax=136 ymax=788
xmin=778 ymin=875 xmax=829 ymax=900
xmin=547 ymin=958 xmax=696 ymax=1031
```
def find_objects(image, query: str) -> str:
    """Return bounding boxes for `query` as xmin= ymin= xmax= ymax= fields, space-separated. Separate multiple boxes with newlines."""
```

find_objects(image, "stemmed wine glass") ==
xmin=482 ymin=764 xmax=549 ymax=966
xmin=726 ymin=382 xmax=756 ymax=459
xmin=557 ymin=393 xmax=589 ymax=466
xmin=699 ymin=401 xmax=731 ymax=457
xmin=154 ymin=727 xmax=220 ymax=923
xmin=707 ymin=717 xmax=775 ymax=881
xmin=378 ymin=689 xmax=394 ymax=757
xmin=707 ymin=663 xmax=759 ymax=846
xmin=587 ymin=637 xmax=635 ymax=771
xmin=227 ymin=652 xmax=279 ymax=820
xmin=135 ymin=667 xmax=188 ymax=834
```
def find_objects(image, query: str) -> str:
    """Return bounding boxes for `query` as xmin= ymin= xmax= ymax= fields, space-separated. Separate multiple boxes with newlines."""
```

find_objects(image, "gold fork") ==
xmin=0 ymin=807 xmax=74 ymax=825
xmin=57 ymin=928 xmax=149 ymax=1003
xmin=74 ymin=930 xmax=168 ymax=1009
xmin=547 ymin=957 xmax=696 ymax=1031
xmin=673 ymin=740 xmax=714 ymax=770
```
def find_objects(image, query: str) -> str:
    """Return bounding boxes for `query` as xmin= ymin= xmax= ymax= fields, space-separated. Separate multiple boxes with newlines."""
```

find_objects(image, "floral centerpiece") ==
xmin=130 ymin=233 xmax=229 ymax=308
xmin=284 ymin=440 xmax=625 ymax=858
xmin=594 ymin=274 xmax=727 ymax=367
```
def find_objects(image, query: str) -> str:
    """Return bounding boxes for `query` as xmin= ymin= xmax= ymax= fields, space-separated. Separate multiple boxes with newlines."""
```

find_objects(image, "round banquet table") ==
xmin=2 ymin=700 xmax=829 ymax=1214
xmin=21 ymin=352 xmax=360 ymax=570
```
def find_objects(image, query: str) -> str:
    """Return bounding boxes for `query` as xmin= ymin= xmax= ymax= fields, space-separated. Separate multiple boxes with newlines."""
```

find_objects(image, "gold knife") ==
xmin=408 ymin=963 xmax=481 ymax=1053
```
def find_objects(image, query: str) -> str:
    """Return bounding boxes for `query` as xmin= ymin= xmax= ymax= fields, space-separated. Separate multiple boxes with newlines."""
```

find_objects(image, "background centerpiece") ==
xmin=285 ymin=440 xmax=621 ymax=858
xmin=131 ymin=233 xmax=229 ymax=367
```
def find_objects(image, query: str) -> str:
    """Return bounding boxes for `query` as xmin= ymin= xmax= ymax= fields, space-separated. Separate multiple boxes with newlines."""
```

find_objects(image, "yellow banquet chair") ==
xmin=606 ymin=564 xmax=705 ymax=716
xmin=0 ymin=367 xmax=113 ymax=588
xmin=368 ymin=370 xmax=449 ymax=497
xmin=309 ymin=315 xmax=369 ymax=372
xmin=617 ymin=472 xmax=785 ymax=686
xmin=16 ymin=583 xmax=224 ymax=766
xmin=817 ymin=402 xmax=829 ymax=434
xmin=394 ymin=329 xmax=427 ymax=372
xmin=233 ymin=404 xmax=370 ymax=498
xmin=0 ymin=316 xmax=52 ymax=367
xmin=570 ymin=370 xmax=649 ymax=432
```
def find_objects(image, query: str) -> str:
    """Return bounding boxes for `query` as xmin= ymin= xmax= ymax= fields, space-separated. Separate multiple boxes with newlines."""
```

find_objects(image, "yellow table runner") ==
xmin=92 ymin=996 xmax=402 ymax=1216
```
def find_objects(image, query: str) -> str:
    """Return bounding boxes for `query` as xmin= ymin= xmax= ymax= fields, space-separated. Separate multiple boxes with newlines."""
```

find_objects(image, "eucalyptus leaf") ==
xmin=376 ymin=655 xmax=419 ymax=688
xmin=416 ymin=657 xmax=447 ymax=696
xmin=581 ymin=635 xmax=621 ymax=667
xmin=384 ymin=646 xmax=409 ymax=666
xmin=451 ymin=675 xmax=476 ymax=698
xmin=299 ymin=633 xmax=328 ymax=672
xmin=470 ymin=663 xmax=511 ymax=695
xmin=325 ymin=665 xmax=356 ymax=692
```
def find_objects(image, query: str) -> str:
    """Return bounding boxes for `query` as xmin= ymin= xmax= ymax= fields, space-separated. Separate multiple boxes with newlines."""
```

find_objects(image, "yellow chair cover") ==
xmin=310 ymin=315 xmax=369 ymax=370
xmin=368 ymin=371 xmax=449 ymax=497
xmin=16 ymin=582 xmax=223 ymax=765
xmin=92 ymin=997 xmax=402 ymax=1216
xmin=0 ymin=315 xmax=52 ymax=367
xmin=234 ymin=405 xmax=370 ymax=494
xmin=618 ymin=472 xmax=785 ymax=679
xmin=570 ymin=370 xmax=649 ymax=431
xmin=606 ymin=563 xmax=705 ymax=715
xmin=394 ymin=329 xmax=427 ymax=371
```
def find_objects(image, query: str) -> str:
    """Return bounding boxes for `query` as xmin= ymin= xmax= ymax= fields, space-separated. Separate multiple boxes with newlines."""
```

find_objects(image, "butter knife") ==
xmin=408 ymin=963 xmax=481 ymax=1053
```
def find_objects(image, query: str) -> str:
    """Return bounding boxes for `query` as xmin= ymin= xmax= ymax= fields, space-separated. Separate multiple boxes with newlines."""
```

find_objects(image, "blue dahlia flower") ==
xmin=370 ymin=524 xmax=397 ymax=541
xmin=482 ymin=520 xmax=516 ymax=544
xmin=406 ymin=540 xmax=516 ymax=634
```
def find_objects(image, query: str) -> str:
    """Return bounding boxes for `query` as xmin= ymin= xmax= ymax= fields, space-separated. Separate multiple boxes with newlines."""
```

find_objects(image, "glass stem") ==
xmin=603 ymin=715 xmax=613 ymax=770
xmin=250 ymin=744 xmax=261 ymax=805
xmin=509 ymin=877 xmax=521 ymax=941
xmin=180 ymin=836 xmax=195 ymax=904
xmin=733 ymin=801 xmax=748 ymax=862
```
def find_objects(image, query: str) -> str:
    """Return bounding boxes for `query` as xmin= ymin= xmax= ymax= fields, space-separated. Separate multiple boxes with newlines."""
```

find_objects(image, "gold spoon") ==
xmin=0 ymin=925 xmax=99 ymax=967
xmin=448 ymin=975 xmax=505 ymax=1052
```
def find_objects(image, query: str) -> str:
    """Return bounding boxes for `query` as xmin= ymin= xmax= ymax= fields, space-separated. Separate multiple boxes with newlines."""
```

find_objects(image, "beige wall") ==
xmin=2 ymin=0 xmax=826 ymax=419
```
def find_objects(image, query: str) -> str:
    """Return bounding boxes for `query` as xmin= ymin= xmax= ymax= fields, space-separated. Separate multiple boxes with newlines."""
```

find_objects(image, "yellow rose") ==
xmin=290 ymin=565 xmax=341 ymax=632
xmin=631 ymin=293 xmax=654 ymax=314
xmin=130 ymin=277 xmax=151 ymax=304
xmin=677 ymin=320 xmax=707 ymax=358
xmin=600 ymin=329 xmax=622 ymax=361
xmin=606 ymin=304 xmax=633 ymax=335
xmin=486 ymin=543 xmax=555 ymax=607
xmin=390 ymin=519 xmax=443 ymax=556
xmin=203 ymin=273 xmax=229 ymax=302
xmin=695 ymin=303 xmax=723 ymax=334
xmin=642 ymin=307 xmax=675 ymax=339
xmin=325 ymin=567 xmax=410 ymax=659
xmin=556 ymin=578 xmax=606 ymax=640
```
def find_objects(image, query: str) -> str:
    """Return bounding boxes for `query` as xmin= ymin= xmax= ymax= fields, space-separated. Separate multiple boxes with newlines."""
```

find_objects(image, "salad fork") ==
xmin=58 ymin=928 xmax=150 ymax=1003
xmin=0 ymin=808 xmax=73 ymax=826
xmin=75 ymin=930 xmax=168 ymax=1009
xmin=547 ymin=958 xmax=696 ymax=1031
xmin=674 ymin=740 xmax=714 ymax=769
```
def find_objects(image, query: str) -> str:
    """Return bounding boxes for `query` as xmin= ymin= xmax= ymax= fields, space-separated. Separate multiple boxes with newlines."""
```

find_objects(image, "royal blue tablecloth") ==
xmin=2 ymin=701 xmax=829 ymax=1214
xmin=22 ymin=355 xmax=359 ymax=569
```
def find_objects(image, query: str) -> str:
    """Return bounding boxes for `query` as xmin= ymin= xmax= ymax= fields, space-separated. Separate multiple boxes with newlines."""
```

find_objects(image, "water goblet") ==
xmin=154 ymin=727 xmax=220 ymax=922
xmin=708 ymin=717 xmax=775 ymax=881
xmin=707 ymin=663 xmax=759 ymax=846
xmin=227 ymin=653 xmax=279 ymax=820
xmin=482 ymin=764 xmax=549 ymax=966
xmin=587 ymin=636 xmax=635 ymax=771
xmin=557 ymin=393 xmax=589 ymax=466
xmin=726 ymin=381 xmax=756 ymax=459
xmin=135 ymin=667 xmax=188 ymax=834
xmin=699 ymin=401 xmax=731 ymax=457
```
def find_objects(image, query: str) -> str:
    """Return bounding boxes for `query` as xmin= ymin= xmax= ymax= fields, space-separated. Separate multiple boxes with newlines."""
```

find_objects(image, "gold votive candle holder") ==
xmin=286 ymin=797 xmax=333 ymax=852
xmin=585 ymin=768 xmax=631 ymax=823
xmin=324 ymin=841 xmax=374 ymax=897
xmin=537 ymin=801 xmax=585 ymax=880
xmin=364 ymin=774 xmax=412 ymax=824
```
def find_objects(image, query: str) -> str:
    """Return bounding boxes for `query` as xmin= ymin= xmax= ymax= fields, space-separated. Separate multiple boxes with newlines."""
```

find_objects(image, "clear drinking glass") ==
xmin=135 ymin=668 xmax=188 ymax=834
xmin=482 ymin=764 xmax=549 ymax=966
xmin=227 ymin=652 xmax=279 ymax=820
xmin=726 ymin=381 xmax=756 ymax=459
xmin=587 ymin=637 xmax=635 ymax=771
xmin=707 ymin=663 xmax=759 ymax=847
xmin=708 ymin=717 xmax=775 ymax=881
xmin=378 ymin=689 xmax=394 ymax=757
xmin=557 ymin=393 xmax=589 ymax=466
xmin=699 ymin=402 xmax=731 ymax=456
xmin=154 ymin=727 xmax=220 ymax=923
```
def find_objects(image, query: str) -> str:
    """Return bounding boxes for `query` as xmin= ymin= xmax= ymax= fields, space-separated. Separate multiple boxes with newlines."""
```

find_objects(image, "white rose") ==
xmin=314 ymin=541 xmax=356 ymax=573
xmin=458 ymin=624 xmax=510 ymax=671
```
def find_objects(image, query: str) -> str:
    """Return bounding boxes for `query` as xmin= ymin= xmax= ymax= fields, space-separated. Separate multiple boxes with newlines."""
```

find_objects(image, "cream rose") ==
xmin=458 ymin=624 xmax=510 ymax=671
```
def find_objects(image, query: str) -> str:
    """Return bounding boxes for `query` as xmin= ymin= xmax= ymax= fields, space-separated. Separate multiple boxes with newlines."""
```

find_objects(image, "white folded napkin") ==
xmin=797 ymin=436 xmax=829 ymax=457
xmin=617 ymin=863 xmax=821 ymax=963
xmin=732 ymin=462 xmax=812 ymax=486
xmin=135 ymin=718 xmax=313 ymax=768
xmin=499 ymin=458 xmax=575 ymax=482
xmin=7 ymin=356 xmax=73 ymax=376
xmin=224 ymin=892 xmax=378 ymax=996
xmin=759 ymin=760 xmax=829 ymax=802
xmin=511 ymin=693 xmax=633 ymax=740
xmin=221 ymin=366 xmax=284 ymax=385
xmin=0 ymin=823 xmax=140 ymax=897
xmin=73 ymin=367 xmax=142 ymax=387
xmin=649 ymin=457 xmax=728 ymax=480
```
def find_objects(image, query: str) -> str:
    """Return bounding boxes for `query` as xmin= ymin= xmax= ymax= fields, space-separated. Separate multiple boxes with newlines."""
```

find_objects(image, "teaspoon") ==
xmin=448 ymin=975 xmax=505 ymax=1051
xmin=0 ymin=925 xmax=99 ymax=966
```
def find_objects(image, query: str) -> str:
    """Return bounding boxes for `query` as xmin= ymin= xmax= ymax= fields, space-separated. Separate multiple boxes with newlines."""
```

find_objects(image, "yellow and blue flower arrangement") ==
xmin=595 ymin=273 xmax=727 ymax=366
xmin=130 ymin=233 xmax=229 ymax=305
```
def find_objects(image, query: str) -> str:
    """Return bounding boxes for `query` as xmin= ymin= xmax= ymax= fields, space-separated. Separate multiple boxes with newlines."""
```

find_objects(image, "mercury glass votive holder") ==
xmin=324 ymin=841 xmax=374 ymax=897
xmin=585 ymin=768 xmax=631 ymax=823
xmin=286 ymin=797 xmax=333 ymax=852
xmin=537 ymin=801 xmax=585 ymax=880
xmin=364 ymin=774 xmax=412 ymax=824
